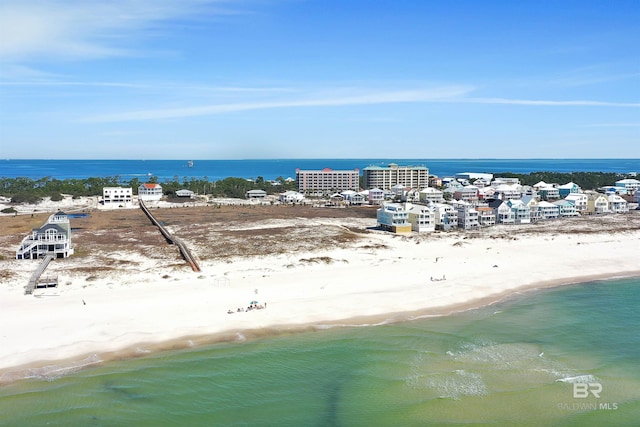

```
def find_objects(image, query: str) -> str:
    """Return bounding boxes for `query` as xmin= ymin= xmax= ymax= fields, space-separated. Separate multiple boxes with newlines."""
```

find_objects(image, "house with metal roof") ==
xmin=488 ymin=199 xmax=515 ymax=224
xmin=564 ymin=193 xmax=588 ymax=213
xmin=377 ymin=202 xmax=412 ymax=233
xmin=607 ymin=194 xmax=629 ymax=213
xmin=587 ymin=194 xmax=610 ymax=214
xmin=615 ymin=179 xmax=640 ymax=195
xmin=138 ymin=183 xmax=163 ymax=201
xmin=553 ymin=199 xmax=579 ymax=217
xmin=558 ymin=182 xmax=581 ymax=197
xmin=245 ymin=189 xmax=267 ymax=199
xmin=176 ymin=189 xmax=195 ymax=198
xmin=506 ymin=199 xmax=531 ymax=224
xmin=537 ymin=201 xmax=560 ymax=220
xmin=406 ymin=203 xmax=436 ymax=233
xmin=418 ymin=187 xmax=444 ymax=204
xmin=432 ymin=203 xmax=459 ymax=230
xmin=476 ymin=206 xmax=496 ymax=227
xmin=278 ymin=191 xmax=305 ymax=203
xmin=16 ymin=211 xmax=74 ymax=260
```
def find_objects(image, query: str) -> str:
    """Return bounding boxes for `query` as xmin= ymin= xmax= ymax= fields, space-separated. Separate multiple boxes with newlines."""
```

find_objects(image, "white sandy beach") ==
xmin=1 ymin=206 xmax=639 ymax=382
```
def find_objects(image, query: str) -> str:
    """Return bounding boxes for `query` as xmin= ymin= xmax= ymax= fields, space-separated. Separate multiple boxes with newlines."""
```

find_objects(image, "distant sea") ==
xmin=1 ymin=278 xmax=639 ymax=426
xmin=1 ymin=158 xmax=639 ymax=182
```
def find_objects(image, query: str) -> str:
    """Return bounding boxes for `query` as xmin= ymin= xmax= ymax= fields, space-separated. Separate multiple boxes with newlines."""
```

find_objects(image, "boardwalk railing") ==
xmin=139 ymin=199 xmax=201 ymax=272
xmin=25 ymin=254 xmax=54 ymax=295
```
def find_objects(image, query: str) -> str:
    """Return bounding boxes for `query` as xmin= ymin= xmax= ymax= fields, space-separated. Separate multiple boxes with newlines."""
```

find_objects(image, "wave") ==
xmin=555 ymin=374 xmax=599 ymax=384
xmin=1 ymin=354 xmax=103 ymax=383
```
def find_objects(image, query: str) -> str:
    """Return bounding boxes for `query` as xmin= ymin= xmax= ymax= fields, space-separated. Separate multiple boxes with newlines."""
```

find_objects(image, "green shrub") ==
xmin=50 ymin=192 xmax=64 ymax=201
xmin=10 ymin=193 xmax=42 ymax=204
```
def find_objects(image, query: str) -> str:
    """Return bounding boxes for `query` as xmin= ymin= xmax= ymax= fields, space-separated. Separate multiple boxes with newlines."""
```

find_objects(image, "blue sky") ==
xmin=0 ymin=0 xmax=638 ymax=159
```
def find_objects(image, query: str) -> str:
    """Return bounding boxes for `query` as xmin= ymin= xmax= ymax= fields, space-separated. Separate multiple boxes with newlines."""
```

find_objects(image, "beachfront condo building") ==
xmin=363 ymin=163 xmax=429 ymax=190
xmin=296 ymin=168 xmax=360 ymax=196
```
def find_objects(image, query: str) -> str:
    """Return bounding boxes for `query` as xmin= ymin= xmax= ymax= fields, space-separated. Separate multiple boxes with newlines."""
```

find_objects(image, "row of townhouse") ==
xmin=377 ymin=190 xmax=632 ymax=234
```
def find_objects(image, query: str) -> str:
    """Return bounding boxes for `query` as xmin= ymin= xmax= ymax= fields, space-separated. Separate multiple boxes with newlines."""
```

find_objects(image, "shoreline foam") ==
xmin=2 ymin=270 xmax=638 ymax=386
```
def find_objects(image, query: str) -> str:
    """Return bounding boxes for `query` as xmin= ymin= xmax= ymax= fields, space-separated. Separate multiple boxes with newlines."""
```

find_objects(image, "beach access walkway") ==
xmin=25 ymin=254 xmax=56 ymax=295
xmin=138 ymin=200 xmax=201 ymax=272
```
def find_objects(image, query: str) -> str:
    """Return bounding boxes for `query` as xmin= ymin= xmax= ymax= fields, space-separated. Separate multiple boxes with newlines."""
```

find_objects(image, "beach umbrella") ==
xmin=250 ymin=300 xmax=259 ymax=305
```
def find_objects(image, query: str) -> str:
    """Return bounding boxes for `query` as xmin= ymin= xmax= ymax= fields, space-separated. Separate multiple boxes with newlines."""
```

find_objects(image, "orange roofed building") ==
xmin=138 ymin=183 xmax=163 ymax=202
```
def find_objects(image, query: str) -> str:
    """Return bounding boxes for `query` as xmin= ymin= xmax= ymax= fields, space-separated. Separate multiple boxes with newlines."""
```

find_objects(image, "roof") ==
xmin=565 ymin=193 xmax=586 ymax=199
xmin=558 ymin=182 xmax=579 ymax=189
xmin=538 ymin=201 xmax=558 ymax=207
xmin=38 ymin=223 xmax=68 ymax=234
xmin=141 ymin=183 xmax=161 ymax=189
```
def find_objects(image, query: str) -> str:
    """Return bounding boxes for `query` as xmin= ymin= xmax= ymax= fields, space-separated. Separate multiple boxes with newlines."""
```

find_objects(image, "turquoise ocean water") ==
xmin=2 ymin=158 xmax=639 ymax=181
xmin=1 ymin=277 xmax=639 ymax=426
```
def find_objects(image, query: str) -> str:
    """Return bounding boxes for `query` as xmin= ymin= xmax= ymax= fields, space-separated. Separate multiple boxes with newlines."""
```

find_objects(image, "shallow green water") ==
xmin=1 ymin=278 xmax=639 ymax=426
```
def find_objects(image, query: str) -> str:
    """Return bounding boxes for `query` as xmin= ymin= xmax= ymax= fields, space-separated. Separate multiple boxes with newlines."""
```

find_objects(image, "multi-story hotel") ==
xmin=296 ymin=168 xmax=360 ymax=196
xmin=362 ymin=163 xmax=429 ymax=190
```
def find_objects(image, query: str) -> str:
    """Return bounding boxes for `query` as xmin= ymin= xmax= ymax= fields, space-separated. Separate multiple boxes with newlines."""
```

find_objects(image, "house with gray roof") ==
xmin=16 ymin=211 xmax=74 ymax=260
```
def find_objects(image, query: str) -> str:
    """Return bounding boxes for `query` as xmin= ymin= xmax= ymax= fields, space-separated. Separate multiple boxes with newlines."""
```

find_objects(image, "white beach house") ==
xmin=564 ymin=193 xmax=588 ymax=213
xmin=476 ymin=206 xmax=496 ymax=227
xmin=587 ymin=194 xmax=610 ymax=214
xmin=607 ymin=194 xmax=629 ymax=213
xmin=406 ymin=203 xmax=436 ymax=233
xmin=453 ymin=185 xmax=479 ymax=203
xmin=506 ymin=199 xmax=531 ymax=224
xmin=488 ymin=199 xmax=515 ymax=224
xmin=377 ymin=202 xmax=412 ymax=233
xmin=433 ymin=203 xmax=458 ymax=231
xmin=558 ymin=182 xmax=581 ymax=197
xmin=278 ymin=191 xmax=305 ymax=203
xmin=16 ymin=211 xmax=74 ymax=260
xmin=615 ymin=178 xmax=640 ymax=195
xmin=368 ymin=188 xmax=385 ymax=205
xmin=138 ymin=183 xmax=163 ymax=202
xmin=553 ymin=199 xmax=579 ymax=217
xmin=454 ymin=201 xmax=480 ymax=230
xmin=102 ymin=187 xmax=133 ymax=207
xmin=493 ymin=184 xmax=522 ymax=200
xmin=418 ymin=187 xmax=444 ymax=204
xmin=537 ymin=201 xmax=560 ymax=220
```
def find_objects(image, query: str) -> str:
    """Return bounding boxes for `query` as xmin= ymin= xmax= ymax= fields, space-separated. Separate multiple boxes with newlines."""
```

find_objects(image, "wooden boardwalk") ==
xmin=139 ymin=200 xmax=201 ymax=272
xmin=25 ymin=254 xmax=55 ymax=295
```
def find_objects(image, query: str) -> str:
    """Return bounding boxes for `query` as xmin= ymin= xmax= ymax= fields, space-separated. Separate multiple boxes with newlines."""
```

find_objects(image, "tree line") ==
xmin=0 ymin=171 xmax=631 ymax=204
xmin=0 ymin=175 xmax=298 ymax=203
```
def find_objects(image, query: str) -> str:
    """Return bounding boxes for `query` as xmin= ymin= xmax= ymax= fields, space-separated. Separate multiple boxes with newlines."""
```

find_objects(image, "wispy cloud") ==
xmin=581 ymin=123 xmax=640 ymax=128
xmin=81 ymin=85 xmax=640 ymax=123
xmin=462 ymin=98 xmax=640 ymax=107
xmin=82 ymin=86 xmax=474 ymax=122
xmin=0 ymin=0 xmax=239 ymax=62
